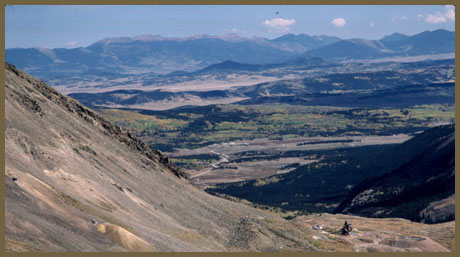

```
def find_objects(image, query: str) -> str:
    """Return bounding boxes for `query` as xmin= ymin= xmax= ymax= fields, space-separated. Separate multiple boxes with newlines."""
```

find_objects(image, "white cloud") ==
xmin=65 ymin=41 xmax=78 ymax=47
xmin=424 ymin=5 xmax=455 ymax=24
xmin=262 ymin=18 xmax=296 ymax=32
xmin=369 ymin=21 xmax=375 ymax=28
xmin=331 ymin=18 xmax=346 ymax=28
xmin=445 ymin=5 xmax=455 ymax=21
xmin=426 ymin=14 xmax=446 ymax=24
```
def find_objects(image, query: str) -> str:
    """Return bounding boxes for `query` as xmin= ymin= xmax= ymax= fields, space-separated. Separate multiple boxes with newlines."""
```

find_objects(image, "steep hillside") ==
xmin=5 ymin=63 xmax=320 ymax=252
xmin=335 ymin=125 xmax=454 ymax=223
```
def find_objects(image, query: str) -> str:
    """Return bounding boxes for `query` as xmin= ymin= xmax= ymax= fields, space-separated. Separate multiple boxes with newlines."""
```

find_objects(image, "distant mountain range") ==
xmin=5 ymin=33 xmax=339 ymax=76
xmin=6 ymin=30 xmax=454 ymax=80
xmin=305 ymin=29 xmax=455 ymax=60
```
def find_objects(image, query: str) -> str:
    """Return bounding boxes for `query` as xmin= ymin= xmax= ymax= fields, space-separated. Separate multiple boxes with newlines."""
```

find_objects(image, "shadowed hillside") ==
xmin=207 ymin=125 xmax=455 ymax=217
xmin=336 ymin=125 xmax=454 ymax=223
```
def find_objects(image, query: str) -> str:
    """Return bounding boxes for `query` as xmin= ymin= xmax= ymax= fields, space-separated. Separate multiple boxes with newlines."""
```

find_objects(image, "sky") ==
xmin=5 ymin=5 xmax=455 ymax=49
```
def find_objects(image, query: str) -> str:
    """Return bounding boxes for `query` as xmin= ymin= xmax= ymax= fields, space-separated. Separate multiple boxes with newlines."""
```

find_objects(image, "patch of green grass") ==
xmin=99 ymin=104 xmax=454 ymax=151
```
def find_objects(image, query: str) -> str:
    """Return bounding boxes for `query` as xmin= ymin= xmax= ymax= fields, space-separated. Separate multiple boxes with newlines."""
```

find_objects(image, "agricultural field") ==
xmin=171 ymin=134 xmax=412 ymax=186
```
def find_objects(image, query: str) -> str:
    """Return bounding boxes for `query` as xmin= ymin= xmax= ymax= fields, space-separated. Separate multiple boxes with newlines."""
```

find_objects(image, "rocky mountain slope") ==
xmin=335 ymin=125 xmax=455 ymax=223
xmin=4 ymin=63 xmax=455 ymax=252
xmin=5 ymin=63 xmax=319 ymax=252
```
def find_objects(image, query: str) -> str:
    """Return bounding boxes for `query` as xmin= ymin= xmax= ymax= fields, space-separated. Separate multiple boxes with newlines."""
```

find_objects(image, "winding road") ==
xmin=189 ymin=151 xmax=228 ymax=179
